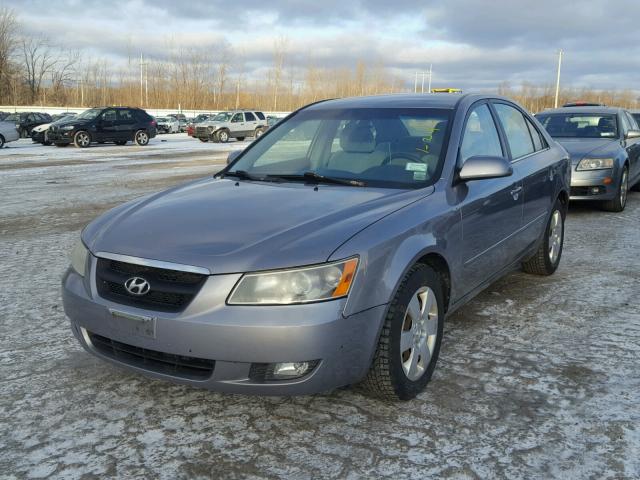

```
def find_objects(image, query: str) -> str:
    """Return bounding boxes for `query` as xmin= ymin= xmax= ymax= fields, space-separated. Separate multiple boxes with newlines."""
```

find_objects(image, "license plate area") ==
xmin=108 ymin=309 xmax=156 ymax=339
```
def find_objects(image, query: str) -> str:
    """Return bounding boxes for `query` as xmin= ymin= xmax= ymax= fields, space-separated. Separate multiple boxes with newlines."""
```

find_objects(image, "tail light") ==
xmin=150 ymin=120 xmax=157 ymax=127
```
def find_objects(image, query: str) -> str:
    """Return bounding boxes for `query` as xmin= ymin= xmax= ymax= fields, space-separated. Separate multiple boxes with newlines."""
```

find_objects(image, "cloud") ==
xmin=4 ymin=0 xmax=640 ymax=92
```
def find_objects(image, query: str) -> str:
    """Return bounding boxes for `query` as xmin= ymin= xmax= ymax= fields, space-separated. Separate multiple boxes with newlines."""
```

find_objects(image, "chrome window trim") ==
xmin=94 ymin=251 xmax=211 ymax=275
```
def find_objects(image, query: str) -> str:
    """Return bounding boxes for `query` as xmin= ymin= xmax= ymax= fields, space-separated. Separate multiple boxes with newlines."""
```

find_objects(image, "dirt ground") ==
xmin=1 ymin=135 xmax=639 ymax=479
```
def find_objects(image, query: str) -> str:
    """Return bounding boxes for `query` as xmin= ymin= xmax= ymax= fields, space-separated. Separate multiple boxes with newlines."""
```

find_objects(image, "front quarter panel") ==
xmin=329 ymin=189 xmax=461 ymax=318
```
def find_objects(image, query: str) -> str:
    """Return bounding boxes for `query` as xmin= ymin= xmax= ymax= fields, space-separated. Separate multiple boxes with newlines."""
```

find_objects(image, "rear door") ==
xmin=458 ymin=102 xmax=524 ymax=293
xmin=244 ymin=112 xmax=258 ymax=136
xmin=117 ymin=109 xmax=138 ymax=140
xmin=493 ymin=101 xmax=554 ymax=252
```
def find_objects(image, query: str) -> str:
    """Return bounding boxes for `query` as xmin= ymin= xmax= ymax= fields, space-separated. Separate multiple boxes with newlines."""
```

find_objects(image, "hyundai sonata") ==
xmin=63 ymin=94 xmax=570 ymax=400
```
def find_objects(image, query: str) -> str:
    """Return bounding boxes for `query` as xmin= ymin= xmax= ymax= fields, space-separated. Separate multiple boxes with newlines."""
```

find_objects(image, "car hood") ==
xmin=553 ymin=138 xmax=620 ymax=163
xmin=52 ymin=116 xmax=89 ymax=128
xmin=33 ymin=123 xmax=52 ymax=132
xmin=83 ymin=178 xmax=433 ymax=274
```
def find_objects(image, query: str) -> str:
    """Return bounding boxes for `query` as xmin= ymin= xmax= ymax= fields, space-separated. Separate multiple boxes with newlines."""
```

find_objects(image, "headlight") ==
xmin=61 ymin=125 xmax=75 ymax=130
xmin=577 ymin=158 xmax=614 ymax=170
xmin=228 ymin=258 xmax=358 ymax=305
xmin=69 ymin=239 xmax=88 ymax=276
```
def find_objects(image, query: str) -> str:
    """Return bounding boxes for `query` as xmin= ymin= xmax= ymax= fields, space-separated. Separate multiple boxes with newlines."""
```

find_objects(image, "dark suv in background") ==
xmin=3 ymin=112 xmax=52 ymax=137
xmin=48 ymin=107 xmax=157 ymax=148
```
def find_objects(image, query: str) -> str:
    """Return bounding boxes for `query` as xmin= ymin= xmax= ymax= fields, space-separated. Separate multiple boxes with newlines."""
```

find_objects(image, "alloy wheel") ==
xmin=548 ymin=209 xmax=563 ymax=264
xmin=76 ymin=132 xmax=90 ymax=147
xmin=400 ymin=286 xmax=439 ymax=381
xmin=136 ymin=131 xmax=149 ymax=145
xmin=620 ymin=169 xmax=628 ymax=208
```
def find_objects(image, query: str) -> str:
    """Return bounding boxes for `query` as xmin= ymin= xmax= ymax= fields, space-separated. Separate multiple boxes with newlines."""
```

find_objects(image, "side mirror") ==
xmin=458 ymin=156 xmax=513 ymax=182
xmin=625 ymin=130 xmax=640 ymax=139
xmin=227 ymin=150 xmax=242 ymax=165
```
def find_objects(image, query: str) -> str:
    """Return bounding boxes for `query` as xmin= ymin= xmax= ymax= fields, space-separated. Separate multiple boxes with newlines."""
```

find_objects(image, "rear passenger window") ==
xmin=118 ymin=110 xmax=136 ymax=124
xmin=255 ymin=112 xmax=265 ymax=120
xmin=460 ymin=104 xmax=503 ymax=163
xmin=244 ymin=112 xmax=256 ymax=122
xmin=494 ymin=103 xmax=535 ymax=160
xmin=525 ymin=117 xmax=545 ymax=151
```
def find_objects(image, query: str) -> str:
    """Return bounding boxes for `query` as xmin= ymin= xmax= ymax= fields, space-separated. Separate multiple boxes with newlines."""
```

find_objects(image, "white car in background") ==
xmin=0 ymin=120 xmax=20 ymax=148
xmin=156 ymin=116 xmax=180 ymax=134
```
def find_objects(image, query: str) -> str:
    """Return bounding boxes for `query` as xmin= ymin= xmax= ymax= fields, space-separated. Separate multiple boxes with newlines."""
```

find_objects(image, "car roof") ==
xmin=539 ymin=106 xmax=623 ymax=115
xmin=306 ymin=93 xmax=483 ymax=110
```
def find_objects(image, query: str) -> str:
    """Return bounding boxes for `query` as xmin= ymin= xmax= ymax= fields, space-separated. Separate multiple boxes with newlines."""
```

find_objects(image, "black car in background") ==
xmin=3 ymin=112 xmax=52 ymax=137
xmin=47 ymin=107 xmax=157 ymax=148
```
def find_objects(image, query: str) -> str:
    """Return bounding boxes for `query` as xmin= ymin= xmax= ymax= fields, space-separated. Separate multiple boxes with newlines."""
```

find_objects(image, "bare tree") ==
xmin=21 ymin=35 xmax=59 ymax=103
xmin=271 ymin=36 xmax=288 ymax=111
xmin=0 ymin=6 xmax=17 ymax=102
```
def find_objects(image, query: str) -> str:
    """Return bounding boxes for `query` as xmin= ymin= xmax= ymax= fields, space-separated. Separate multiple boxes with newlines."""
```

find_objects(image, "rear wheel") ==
xmin=216 ymin=129 xmax=229 ymax=143
xmin=362 ymin=264 xmax=444 ymax=401
xmin=254 ymin=127 xmax=265 ymax=138
xmin=522 ymin=199 xmax=565 ymax=275
xmin=73 ymin=130 xmax=91 ymax=148
xmin=602 ymin=166 xmax=628 ymax=212
xmin=134 ymin=129 xmax=149 ymax=146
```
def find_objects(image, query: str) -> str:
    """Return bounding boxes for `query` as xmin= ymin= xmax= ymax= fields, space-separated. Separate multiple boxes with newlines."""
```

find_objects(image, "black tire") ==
xmin=199 ymin=138 xmax=209 ymax=143
xmin=73 ymin=130 xmax=91 ymax=148
xmin=522 ymin=199 xmax=565 ymax=275
xmin=216 ymin=129 xmax=229 ymax=143
xmin=134 ymin=129 xmax=149 ymax=146
xmin=0 ymin=134 xmax=5 ymax=148
xmin=362 ymin=264 xmax=445 ymax=401
xmin=236 ymin=137 xmax=245 ymax=142
xmin=602 ymin=166 xmax=629 ymax=212
xmin=254 ymin=127 xmax=265 ymax=138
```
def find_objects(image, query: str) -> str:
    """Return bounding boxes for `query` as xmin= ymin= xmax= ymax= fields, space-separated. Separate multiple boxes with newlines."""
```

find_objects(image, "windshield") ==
xmin=212 ymin=112 xmax=233 ymax=122
xmin=228 ymin=107 xmax=452 ymax=189
xmin=76 ymin=108 xmax=102 ymax=120
xmin=537 ymin=113 xmax=618 ymax=138
xmin=4 ymin=113 xmax=18 ymax=122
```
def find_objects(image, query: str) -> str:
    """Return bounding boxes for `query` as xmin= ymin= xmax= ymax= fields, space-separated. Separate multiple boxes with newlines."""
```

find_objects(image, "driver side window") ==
xmin=231 ymin=113 xmax=243 ymax=123
xmin=102 ymin=110 xmax=117 ymax=122
xmin=460 ymin=104 xmax=503 ymax=164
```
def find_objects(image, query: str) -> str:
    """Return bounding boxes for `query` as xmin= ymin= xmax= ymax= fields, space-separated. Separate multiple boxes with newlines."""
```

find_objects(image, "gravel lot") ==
xmin=1 ymin=135 xmax=639 ymax=479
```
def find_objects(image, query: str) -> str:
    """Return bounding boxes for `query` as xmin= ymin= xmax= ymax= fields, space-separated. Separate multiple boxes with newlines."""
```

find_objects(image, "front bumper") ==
xmin=31 ymin=130 xmax=46 ymax=143
xmin=47 ymin=129 xmax=73 ymax=144
xmin=62 ymin=258 xmax=385 ymax=395
xmin=569 ymin=167 xmax=617 ymax=201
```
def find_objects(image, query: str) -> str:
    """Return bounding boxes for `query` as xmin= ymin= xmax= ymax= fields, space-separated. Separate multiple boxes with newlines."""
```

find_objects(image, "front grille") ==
xmin=195 ymin=126 xmax=209 ymax=136
xmin=88 ymin=332 xmax=215 ymax=380
xmin=96 ymin=258 xmax=207 ymax=313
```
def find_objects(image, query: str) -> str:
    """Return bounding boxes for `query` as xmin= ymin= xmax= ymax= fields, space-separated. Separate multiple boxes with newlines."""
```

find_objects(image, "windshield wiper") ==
xmin=220 ymin=170 xmax=263 ymax=181
xmin=267 ymin=171 xmax=366 ymax=187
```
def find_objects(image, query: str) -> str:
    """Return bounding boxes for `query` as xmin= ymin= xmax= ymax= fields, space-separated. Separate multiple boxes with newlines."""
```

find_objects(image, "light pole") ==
xmin=554 ymin=49 xmax=563 ymax=108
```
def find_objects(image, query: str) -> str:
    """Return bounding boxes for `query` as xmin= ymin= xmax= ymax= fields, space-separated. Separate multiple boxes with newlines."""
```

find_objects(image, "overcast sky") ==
xmin=6 ymin=0 xmax=640 ymax=92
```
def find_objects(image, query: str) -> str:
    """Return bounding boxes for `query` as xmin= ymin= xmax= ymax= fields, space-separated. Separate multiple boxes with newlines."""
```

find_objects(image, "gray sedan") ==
xmin=62 ymin=94 xmax=570 ymax=400
xmin=0 ymin=120 xmax=20 ymax=148
xmin=536 ymin=106 xmax=640 ymax=211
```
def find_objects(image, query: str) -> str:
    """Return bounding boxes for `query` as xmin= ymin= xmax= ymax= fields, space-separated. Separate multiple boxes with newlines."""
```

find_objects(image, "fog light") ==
xmin=273 ymin=362 xmax=311 ymax=378
xmin=590 ymin=187 xmax=601 ymax=194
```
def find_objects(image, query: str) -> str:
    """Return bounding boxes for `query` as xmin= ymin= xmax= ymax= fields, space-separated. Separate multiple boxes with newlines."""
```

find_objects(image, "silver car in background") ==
xmin=63 ymin=94 xmax=570 ymax=400
xmin=0 ymin=120 xmax=20 ymax=148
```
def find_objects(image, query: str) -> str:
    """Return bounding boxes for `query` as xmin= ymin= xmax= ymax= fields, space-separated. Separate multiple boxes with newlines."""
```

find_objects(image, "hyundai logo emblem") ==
xmin=124 ymin=276 xmax=151 ymax=296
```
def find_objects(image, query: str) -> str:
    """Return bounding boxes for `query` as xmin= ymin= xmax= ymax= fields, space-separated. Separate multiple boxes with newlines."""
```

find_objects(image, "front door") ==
xmin=458 ymin=102 xmax=524 ymax=294
xmin=97 ymin=109 xmax=118 ymax=141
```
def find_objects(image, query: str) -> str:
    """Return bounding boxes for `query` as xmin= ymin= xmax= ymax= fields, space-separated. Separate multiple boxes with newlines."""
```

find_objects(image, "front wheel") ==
xmin=602 ymin=166 xmax=628 ymax=212
xmin=362 ymin=264 xmax=444 ymax=401
xmin=522 ymin=199 xmax=565 ymax=275
xmin=134 ymin=130 xmax=149 ymax=146
xmin=73 ymin=130 xmax=91 ymax=148
xmin=254 ymin=128 xmax=265 ymax=138
xmin=216 ymin=129 xmax=229 ymax=143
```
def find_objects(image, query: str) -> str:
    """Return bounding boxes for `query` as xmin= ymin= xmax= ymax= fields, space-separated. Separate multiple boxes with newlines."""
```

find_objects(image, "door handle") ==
xmin=510 ymin=186 xmax=522 ymax=200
